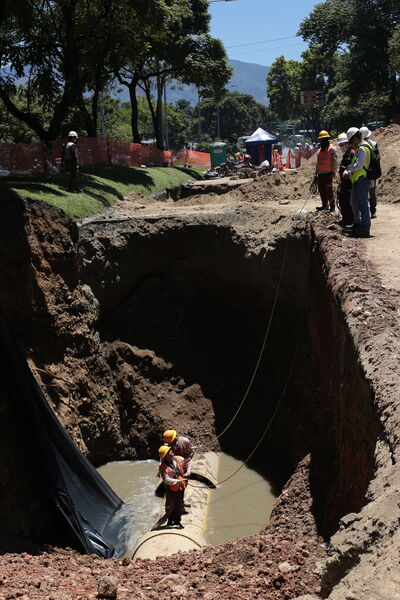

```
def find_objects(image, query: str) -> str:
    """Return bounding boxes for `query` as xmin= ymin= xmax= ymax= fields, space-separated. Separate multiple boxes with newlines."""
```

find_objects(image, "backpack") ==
xmin=362 ymin=141 xmax=381 ymax=180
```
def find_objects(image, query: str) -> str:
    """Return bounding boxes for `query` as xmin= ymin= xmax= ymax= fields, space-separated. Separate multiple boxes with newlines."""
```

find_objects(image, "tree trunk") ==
xmin=155 ymin=71 xmax=164 ymax=149
xmin=91 ymin=89 xmax=100 ymax=136
xmin=143 ymin=81 xmax=163 ymax=149
xmin=129 ymin=76 xmax=141 ymax=143
xmin=0 ymin=88 xmax=47 ymax=140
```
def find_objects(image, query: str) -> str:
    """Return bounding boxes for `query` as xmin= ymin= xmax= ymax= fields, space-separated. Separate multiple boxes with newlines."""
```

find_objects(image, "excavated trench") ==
xmin=79 ymin=216 xmax=381 ymax=543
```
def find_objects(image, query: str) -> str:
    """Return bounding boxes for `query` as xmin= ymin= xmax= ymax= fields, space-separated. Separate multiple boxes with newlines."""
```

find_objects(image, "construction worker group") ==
xmin=315 ymin=127 xmax=380 ymax=238
xmin=158 ymin=429 xmax=194 ymax=528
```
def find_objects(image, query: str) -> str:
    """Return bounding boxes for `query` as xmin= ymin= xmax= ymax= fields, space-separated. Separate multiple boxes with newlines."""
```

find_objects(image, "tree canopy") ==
xmin=298 ymin=0 xmax=400 ymax=127
xmin=0 ymin=0 xmax=231 ymax=146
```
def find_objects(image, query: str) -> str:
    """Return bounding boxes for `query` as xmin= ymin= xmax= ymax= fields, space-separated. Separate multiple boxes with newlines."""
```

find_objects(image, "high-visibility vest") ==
xmin=172 ymin=436 xmax=194 ymax=459
xmin=161 ymin=456 xmax=187 ymax=492
xmin=350 ymin=143 xmax=371 ymax=185
xmin=317 ymin=146 xmax=335 ymax=172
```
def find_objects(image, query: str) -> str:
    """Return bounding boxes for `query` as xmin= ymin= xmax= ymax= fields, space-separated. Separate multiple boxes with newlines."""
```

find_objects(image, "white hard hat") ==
xmin=359 ymin=126 xmax=371 ymax=139
xmin=337 ymin=132 xmax=348 ymax=144
xmin=68 ymin=130 xmax=78 ymax=138
xmin=346 ymin=127 xmax=360 ymax=142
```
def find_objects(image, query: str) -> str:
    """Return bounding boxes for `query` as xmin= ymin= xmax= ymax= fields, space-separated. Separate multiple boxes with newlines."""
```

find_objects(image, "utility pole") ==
xmin=100 ymin=91 xmax=106 ymax=138
xmin=164 ymin=84 xmax=169 ymax=150
xmin=198 ymin=87 xmax=201 ymax=144
xmin=156 ymin=61 xmax=164 ymax=149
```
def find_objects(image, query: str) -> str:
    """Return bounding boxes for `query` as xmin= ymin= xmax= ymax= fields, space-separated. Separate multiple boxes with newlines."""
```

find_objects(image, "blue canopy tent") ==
xmin=245 ymin=128 xmax=278 ymax=166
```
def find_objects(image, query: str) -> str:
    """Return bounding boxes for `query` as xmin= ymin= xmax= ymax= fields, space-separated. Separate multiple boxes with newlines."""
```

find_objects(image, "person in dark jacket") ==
xmin=337 ymin=132 xmax=355 ymax=227
xmin=61 ymin=131 xmax=80 ymax=192
xmin=360 ymin=126 xmax=380 ymax=218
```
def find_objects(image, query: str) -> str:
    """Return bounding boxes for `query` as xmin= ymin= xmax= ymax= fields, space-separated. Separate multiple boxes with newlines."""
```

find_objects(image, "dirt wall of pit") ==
xmin=0 ymin=192 xmax=398 ymax=600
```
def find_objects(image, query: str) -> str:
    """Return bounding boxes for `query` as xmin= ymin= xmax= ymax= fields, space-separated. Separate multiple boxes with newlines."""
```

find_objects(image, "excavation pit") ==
xmin=79 ymin=212 xmax=381 ymax=547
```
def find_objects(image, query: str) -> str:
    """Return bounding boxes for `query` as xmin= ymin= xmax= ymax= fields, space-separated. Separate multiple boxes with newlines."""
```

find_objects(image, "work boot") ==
xmin=167 ymin=518 xmax=173 ymax=527
xmin=316 ymin=205 xmax=327 ymax=211
xmin=350 ymin=230 xmax=371 ymax=238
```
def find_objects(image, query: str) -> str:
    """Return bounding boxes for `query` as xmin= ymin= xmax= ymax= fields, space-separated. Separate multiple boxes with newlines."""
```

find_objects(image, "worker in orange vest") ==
xmin=163 ymin=429 xmax=194 ymax=462
xmin=158 ymin=445 xmax=190 ymax=527
xmin=315 ymin=130 xmax=338 ymax=211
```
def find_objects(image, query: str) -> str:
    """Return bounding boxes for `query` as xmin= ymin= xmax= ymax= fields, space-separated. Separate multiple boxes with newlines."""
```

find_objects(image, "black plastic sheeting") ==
xmin=0 ymin=312 xmax=127 ymax=558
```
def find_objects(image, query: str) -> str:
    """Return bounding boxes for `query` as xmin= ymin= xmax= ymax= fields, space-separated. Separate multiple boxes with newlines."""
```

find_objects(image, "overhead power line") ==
xmin=227 ymin=35 xmax=298 ymax=49
xmin=230 ymin=41 xmax=304 ymax=58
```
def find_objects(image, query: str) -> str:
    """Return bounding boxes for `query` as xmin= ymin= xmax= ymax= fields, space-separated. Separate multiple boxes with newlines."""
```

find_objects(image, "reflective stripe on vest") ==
xmin=350 ymin=143 xmax=371 ymax=184
xmin=162 ymin=456 xmax=187 ymax=492
xmin=317 ymin=146 xmax=334 ymax=172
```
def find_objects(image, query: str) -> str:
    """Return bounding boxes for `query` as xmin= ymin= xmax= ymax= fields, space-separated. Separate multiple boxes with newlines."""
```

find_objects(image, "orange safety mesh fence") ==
xmin=0 ymin=142 xmax=44 ymax=174
xmin=47 ymin=138 xmax=110 ymax=168
xmin=166 ymin=149 xmax=211 ymax=168
xmin=0 ymin=137 xmax=212 ymax=174
xmin=271 ymin=151 xmax=284 ymax=171
xmin=108 ymin=139 xmax=141 ymax=167
xmin=140 ymin=145 xmax=168 ymax=167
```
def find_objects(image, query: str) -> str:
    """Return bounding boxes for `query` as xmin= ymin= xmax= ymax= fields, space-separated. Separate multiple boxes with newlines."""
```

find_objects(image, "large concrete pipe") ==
xmin=132 ymin=452 xmax=218 ymax=560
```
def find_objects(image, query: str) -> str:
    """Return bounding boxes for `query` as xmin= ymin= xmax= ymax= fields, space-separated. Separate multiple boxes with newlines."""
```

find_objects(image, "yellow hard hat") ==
xmin=158 ymin=445 xmax=171 ymax=459
xmin=318 ymin=130 xmax=330 ymax=139
xmin=163 ymin=429 xmax=177 ymax=444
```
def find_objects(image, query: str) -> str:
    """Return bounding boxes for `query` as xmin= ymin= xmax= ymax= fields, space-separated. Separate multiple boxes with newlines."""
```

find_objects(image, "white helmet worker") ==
xmin=68 ymin=131 xmax=78 ymax=138
xmin=346 ymin=127 xmax=360 ymax=142
xmin=360 ymin=126 xmax=372 ymax=139
xmin=337 ymin=132 xmax=348 ymax=144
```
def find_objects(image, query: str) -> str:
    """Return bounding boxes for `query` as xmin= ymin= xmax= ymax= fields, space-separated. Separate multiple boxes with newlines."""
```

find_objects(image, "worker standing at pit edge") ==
xmin=61 ymin=131 xmax=80 ymax=193
xmin=158 ymin=445 xmax=190 ymax=528
xmin=315 ymin=130 xmax=338 ymax=212
xmin=337 ymin=132 xmax=355 ymax=227
xmin=343 ymin=127 xmax=371 ymax=238
xmin=163 ymin=429 xmax=194 ymax=463
xmin=360 ymin=126 xmax=380 ymax=218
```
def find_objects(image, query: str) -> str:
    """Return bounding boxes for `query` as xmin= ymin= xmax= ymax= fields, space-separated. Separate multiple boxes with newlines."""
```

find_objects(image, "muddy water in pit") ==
xmin=98 ymin=453 xmax=276 ymax=556
xmin=98 ymin=459 xmax=162 ymax=557
xmin=206 ymin=453 xmax=276 ymax=545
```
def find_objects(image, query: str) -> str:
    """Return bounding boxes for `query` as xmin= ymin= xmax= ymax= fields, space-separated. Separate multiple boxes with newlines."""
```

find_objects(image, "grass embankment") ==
xmin=0 ymin=165 xmax=204 ymax=219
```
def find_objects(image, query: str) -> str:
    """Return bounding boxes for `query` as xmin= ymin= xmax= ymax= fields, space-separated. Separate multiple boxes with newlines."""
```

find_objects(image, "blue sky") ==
xmin=209 ymin=0 xmax=319 ymax=66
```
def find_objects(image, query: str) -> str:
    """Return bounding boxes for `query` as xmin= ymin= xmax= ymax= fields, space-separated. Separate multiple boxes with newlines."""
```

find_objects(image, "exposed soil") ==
xmin=0 ymin=125 xmax=400 ymax=599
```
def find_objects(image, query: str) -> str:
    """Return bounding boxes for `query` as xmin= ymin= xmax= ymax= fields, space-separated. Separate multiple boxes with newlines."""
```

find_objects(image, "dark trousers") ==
xmin=337 ymin=183 xmax=354 ymax=225
xmin=66 ymin=160 xmax=79 ymax=192
xmin=369 ymin=184 xmax=377 ymax=215
xmin=165 ymin=487 xmax=185 ymax=524
xmin=317 ymin=173 xmax=334 ymax=209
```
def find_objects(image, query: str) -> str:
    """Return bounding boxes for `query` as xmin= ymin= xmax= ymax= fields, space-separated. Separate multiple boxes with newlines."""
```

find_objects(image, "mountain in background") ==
xmin=115 ymin=59 xmax=269 ymax=106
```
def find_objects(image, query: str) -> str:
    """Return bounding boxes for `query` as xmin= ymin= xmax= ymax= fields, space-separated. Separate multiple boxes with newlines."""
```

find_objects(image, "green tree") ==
xmin=166 ymin=100 xmax=194 ymax=149
xmin=114 ymin=1 xmax=231 ymax=147
xmin=267 ymin=57 xmax=302 ymax=121
xmin=199 ymin=91 xmax=273 ymax=144
xmin=299 ymin=0 xmax=400 ymax=122
xmin=389 ymin=23 xmax=400 ymax=75
xmin=0 ymin=0 xmax=129 ymax=140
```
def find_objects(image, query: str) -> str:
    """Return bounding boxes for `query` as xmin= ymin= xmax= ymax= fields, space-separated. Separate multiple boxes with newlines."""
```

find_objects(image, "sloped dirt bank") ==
xmin=79 ymin=209 xmax=380 ymax=542
xmin=0 ymin=189 xmax=398 ymax=598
